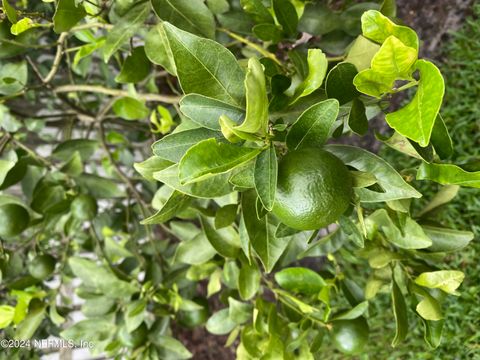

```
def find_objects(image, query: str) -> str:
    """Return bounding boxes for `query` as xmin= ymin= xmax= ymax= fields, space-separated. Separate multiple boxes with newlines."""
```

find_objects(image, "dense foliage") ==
xmin=0 ymin=0 xmax=478 ymax=358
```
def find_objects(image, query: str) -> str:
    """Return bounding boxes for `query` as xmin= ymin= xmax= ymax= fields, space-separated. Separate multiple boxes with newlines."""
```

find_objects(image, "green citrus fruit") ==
xmin=0 ymin=204 xmax=30 ymax=237
xmin=71 ymin=194 xmax=98 ymax=221
xmin=332 ymin=318 xmax=369 ymax=355
xmin=119 ymin=323 xmax=148 ymax=348
xmin=28 ymin=254 xmax=56 ymax=280
xmin=178 ymin=298 xmax=209 ymax=328
xmin=272 ymin=148 xmax=353 ymax=230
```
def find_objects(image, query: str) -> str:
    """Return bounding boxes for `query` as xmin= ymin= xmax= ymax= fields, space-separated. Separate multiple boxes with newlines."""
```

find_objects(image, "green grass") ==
xmin=365 ymin=4 xmax=480 ymax=359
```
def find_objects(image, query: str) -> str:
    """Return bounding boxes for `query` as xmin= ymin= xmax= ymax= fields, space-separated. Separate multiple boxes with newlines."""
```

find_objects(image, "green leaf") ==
xmin=103 ymin=1 xmax=150 ymax=62
xmin=326 ymin=145 xmax=422 ymax=202
xmin=228 ymin=297 xmax=252 ymax=324
xmin=430 ymin=115 xmax=453 ymax=159
xmin=418 ymin=185 xmax=459 ymax=217
xmin=0 ymin=305 xmax=15 ymax=328
xmin=11 ymin=18 xmax=38 ymax=36
xmin=206 ymin=308 xmax=237 ymax=335
xmin=416 ymin=293 xmax=442 ymax=321
xmin=180 ymin=94 xmax=244 ymax=131
xmin=345 ymin=35 xmax=381 ymax=72
xmin=325 ymin=62 xmax=359 ymax=105
xmin=115 ymin=46 xmax=151 ymax=83
xmin=240 ymin=0 xmax=274 ymax=24
xmin=298 ymin=2 xmax=338 ymax=35
xmin=68 ymin=257 xmax=137 ymax=298
xmin=0 ymin=159 xmax=15 ymax=187
xmin=348 ymin=98 xmax=368 ymax=135
xmin=76 ymin=174 xmax=123 ymax=198
xmin=162 ymin=22 xmax=245 ymax=106
xmin=254 ymin=146 xmax=278 ymax=211
xmin=291 ymin=49 xmax=328 ymax=103
xmin=417 ymin=162 xmax=480 ymax=188
xmin=332 ymin=301 xmax=369 ymax=320
xmin=361 ymin=10 xmax=418 ymax=50
xmin=370 ymin=36 xmax=417 ymax=77
xmin=53 ymin=0 xmax=86 ymax=33
xmin=154 ymin=335 xmax=192 ymax=359
xmin=52 ymin=139 xmax=98 ymax=161
xmin=134 ymin=156 xmax=173 ymax=182
xmin=200 ymin=216 xmax=240 ymax=258
xmin=112 ymin=97 xmax=150 ymax=120
xmin=215 ymin=204 xmax=238 ymax=229
xmin=234 ymin=57 xmax=268 ymax=136
xmin=242 ymin=190 xmax=289 ymax=272
xmin=238 ymin=262 xmax=260 ymax=300
xmin=154 ymin=164 xmax=233 ymax=198
xmin=339 ymin=215 xmax=364 ymax=248
xmin=2 ymin=0 xmax=17 ymax=23
xmin=0 ymin=61 xmax=27 ymax=95
xmin=60 ymin=317 xmax=114 ymax=345
xmin=152 ymin=0 xmax=215 ymax=39
xmin=380 ymin=0 xmax=397 ymax=17
xmin=423 ymin=226 xmax=473 ymax=253
xmin=145 ymin=24 xmax=177 ymax=75
xmin=368 ymin=209 xmax=432 ymax=249
xmin=253 ymin=23 xmax=283 ymax=43
xmin=178 ymin=138 xmax=261 ymax=184
xmin=272 ymin=0 xmax=298 ymax=36
xmin=274 ymin=267 xmax=326 ymax=295
xmin=422 ymin=319 xmax=444 ymax=349
xmin=15 ymin=302 xmax=46 ymax=340
xmin=287 ymin=99 xmax=339 ymax=150
xmin=391 ymin=277 xmax=408 ymax=347
xmin=385 ymin=60 xmax=445 ymax=146
xmin=152 ymin=128 xmax=222 ymax=163
xmin=175 ymin=233 xmax=217 ymax=265
xmin=141 ymin=191 xmax=191 ymax=225
xmin=352 ymin=68 xmax=394 ymax=98
xmin=414 ymin=270 xmax=465 ymax=294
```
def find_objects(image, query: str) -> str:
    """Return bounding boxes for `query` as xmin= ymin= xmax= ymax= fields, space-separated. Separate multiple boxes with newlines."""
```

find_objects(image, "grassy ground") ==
xmin=364 ymin=4 xmax=480 ymax=359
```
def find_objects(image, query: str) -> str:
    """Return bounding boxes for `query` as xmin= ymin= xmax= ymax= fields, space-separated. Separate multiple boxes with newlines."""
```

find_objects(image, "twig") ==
xmin=43 ymin=32 xmax=68 ymax=84
xmin=71 ymin=22 xmax=114 ymax=32
xmin=54 ymin=84 xmax=180 ymax=104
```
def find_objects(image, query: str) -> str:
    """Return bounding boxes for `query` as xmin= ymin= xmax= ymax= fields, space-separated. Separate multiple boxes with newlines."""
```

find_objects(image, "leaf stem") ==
xmin=54 ymin=84 xmax=180 ymax=103
xmin=219 ymin=28 xmax=282 ymax=66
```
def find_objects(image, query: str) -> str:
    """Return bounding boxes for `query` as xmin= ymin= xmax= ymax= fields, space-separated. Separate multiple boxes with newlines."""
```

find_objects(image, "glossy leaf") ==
xmin=175 ymin=233 xmax=217 ymax=265
xmin=53 ymin=0 xmax=86 ymax=33
xmin=275 ymin=267 xmax=326 ymax=295
xmin=353 ymin=68 xmax=394 ymax=98
xmin=348 ymin=98 xmax=368 ymax=135
xmin=423 ymin=226 xmax=473 ymax=253
xmin=417 ymin=162 xmax=480 ymax=188
xmin=2 ymin=0 xmax=17 ymax=23
xmin=272 ymin=0 xmax=298 ymax=36
xmin=332 ymin=301 xmax=368 ymax=321
xmin=386 ymin=60 xmax=445 ymax=147
xmin=361 ymin=10 xmax=419 ymax=50
xmin=154 ymin=164 xmax=233 ymax=198
xmin=287 ymin=99 xmax=339 ymax=150
xmin=238 ymin=262 xmax=260 ymax=300
xmin=134 ymin=156 xmax=173 ymax=182
xmin=152 ymin=0 xmax=215 ymax=39
xmin=206 ymin=308 xmax=237 ymax=335
xmin=152 ymin=128 xmax=222 ymax=163
xmin=414 ymin=270 xmax=465 ymax=294
xmin=417 ymin=185 xmax=459 ymax=217
xmin=391 ymin=277 xmax=408 ymax=347
xmin=141 ymin=191 xmax=191 ymax=225
xmin=254 ymin=146 xmax=277 ymax=211
xmin=291 ymin=49 xmax=328 ymax=103
xmin=162 ymin=22 xmax=245 ymax=106
xmin=370 ymin=36 xmax=417 ymax=77
xmin=430 ymin=115 xmax=453 ymax=159
xmin=179 ymin=138 xmax=261 ymax=184
xmin=155 ymin=336 xmax=193 ymax=359
xmin=345 ymin=35 xmax=381 ymax=72
xmin=326 ymin=145 xmax=422 ymax=202
xmin=234 ymin=57 xmax=268 ymax=135
xmin=200 ymin=216 xmax=240 ymax=258
xmin=242 ymin=190 xmax=288 ymax=272
xmin=115 ymin=46 xmax=151 ymax=83
xmin=180 ymin=94 xmax=244 ymax=131
xmin=145 ymin=24 xmax=177 ymax=75
xmin=112 ymin=97 xmax=149 ymax=120
xmin=325 ymin=62 xmax=359 ymax=105
xmin=298 ymin=3 xmax=338 ymax=35
xmin=240 ymin=0 xmax=274 ymax=24
xmin=103 ymin=1 xmax=150 ymax=62
xmin=228 ymin=297 xmax=252 ymax=324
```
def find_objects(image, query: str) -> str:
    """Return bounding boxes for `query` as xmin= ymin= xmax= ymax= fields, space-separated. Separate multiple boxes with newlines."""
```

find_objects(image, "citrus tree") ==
xmin=0 ymin=0 xmax=478 ymax=358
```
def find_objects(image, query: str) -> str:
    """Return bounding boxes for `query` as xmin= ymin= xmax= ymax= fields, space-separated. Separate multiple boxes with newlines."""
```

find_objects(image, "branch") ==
xmin=43 ymin=32 xmax=68 ymax=83
xmin=54 ymin=85 xmax=180 ymax=104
